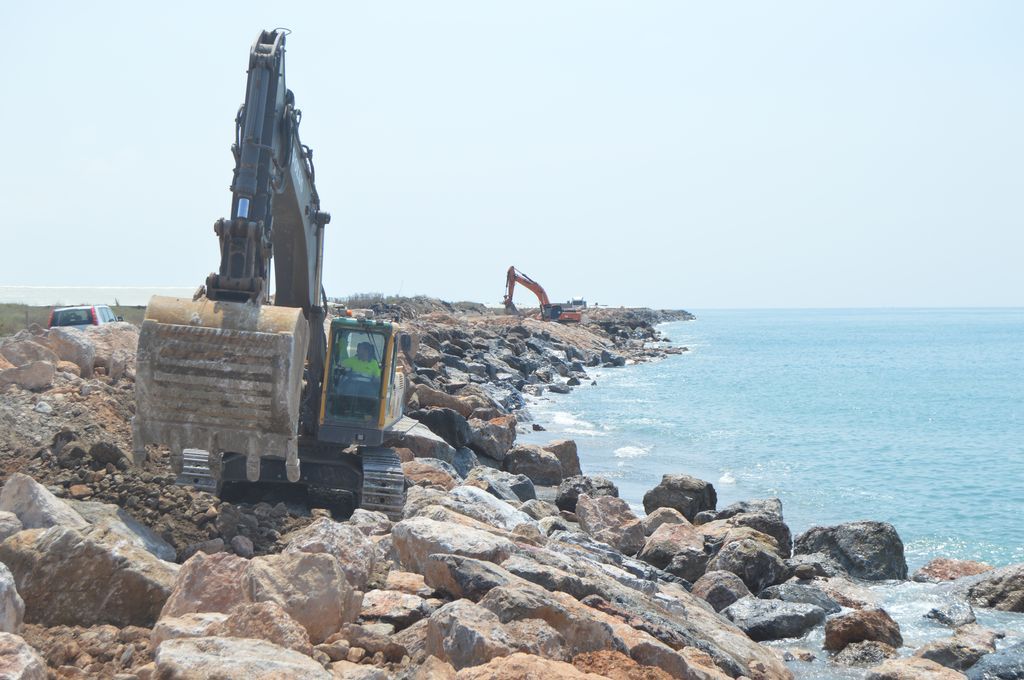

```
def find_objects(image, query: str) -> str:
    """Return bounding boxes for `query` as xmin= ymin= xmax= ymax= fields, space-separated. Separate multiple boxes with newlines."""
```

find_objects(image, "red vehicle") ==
xmin=502 ymin=266 xmax=583 ymax=323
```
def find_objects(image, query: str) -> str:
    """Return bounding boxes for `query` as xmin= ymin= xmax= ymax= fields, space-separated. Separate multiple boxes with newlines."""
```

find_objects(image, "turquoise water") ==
xmin=522 ymin=309 xmax=1024 ymax=570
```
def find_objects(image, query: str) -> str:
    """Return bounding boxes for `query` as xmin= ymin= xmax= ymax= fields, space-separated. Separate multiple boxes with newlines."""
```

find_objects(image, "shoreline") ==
xmin=0 ymin=300 xmax=1022 ymax=678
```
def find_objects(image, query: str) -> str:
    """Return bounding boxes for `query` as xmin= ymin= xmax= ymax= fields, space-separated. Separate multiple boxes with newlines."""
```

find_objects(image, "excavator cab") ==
xmin=319 ymin=317 xmax=405 ymax=447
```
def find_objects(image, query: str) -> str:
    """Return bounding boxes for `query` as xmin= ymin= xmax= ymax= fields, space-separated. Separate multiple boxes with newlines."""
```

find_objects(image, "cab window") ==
xmin=325 ymin=327 xmax=386 ymax=422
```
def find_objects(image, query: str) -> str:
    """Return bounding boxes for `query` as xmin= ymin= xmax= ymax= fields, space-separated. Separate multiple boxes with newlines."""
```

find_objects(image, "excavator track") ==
xmin=359 ymin=448 xmax=406 ymax=522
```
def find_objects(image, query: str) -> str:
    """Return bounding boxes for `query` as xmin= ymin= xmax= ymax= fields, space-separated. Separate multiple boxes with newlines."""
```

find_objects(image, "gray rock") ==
xmin=451 ymin=447 xmax=479 ymax=478
xmin=0 ymin=564 xmax=24 ymax=634
xmin=555 ymin=475 xmax=619 ymax=513
xmin=709 ymin=537 xmax=790 ymax=594
xmin=925 ymin=600 xmax=976 ymax=627
xmin=722 ymin=596 xmax=826 ymax=641
xmin=519 ymin=499 xmax=560 ymax=521
xmin=0 ymin=632 xmax=46 ymax=679
xmin=408 ymin=408 xmax=471 ymax=449
xmin=47 ymin=327 xmax=96 ymax=378
xmin=68 ymin=499 xmax=177 ymax=562
xmin=154 ymin=637 xmax=331 ymax=679
xmin=502 ymin=445 xmax=563 ymax=486
xmin=0 ymin=513 xmax=23 ymax=543
xmin=690 ymin=570 xmax=751 ymax=612
xmin=794 ymin=521 xmax=907 ymax=581
xmin=759 ymin=583 xmax=841 ymax=614
xmin=833 ymin=640 xmax=897 ymax=667
xmin=0 ymin=473 xmax=89 ymax=531
xmin=642 ymin=474 xmax=717 ymax=521
xmin=967 ymin=563 xmax=1024 ymax=612
xmin=966 ymin=640 xmax=1024 ymax=679
xmin=465 ymin=468 xmax=536 ymax=503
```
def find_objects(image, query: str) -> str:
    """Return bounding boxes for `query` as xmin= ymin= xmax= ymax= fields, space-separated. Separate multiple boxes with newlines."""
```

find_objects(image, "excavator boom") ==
xmin=503 ymin=266 xmax=581 ymax=323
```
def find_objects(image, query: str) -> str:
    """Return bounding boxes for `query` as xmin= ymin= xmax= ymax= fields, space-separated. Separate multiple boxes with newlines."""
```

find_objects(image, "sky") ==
xmin=2 ymin=2 xmax=1022 ymax=309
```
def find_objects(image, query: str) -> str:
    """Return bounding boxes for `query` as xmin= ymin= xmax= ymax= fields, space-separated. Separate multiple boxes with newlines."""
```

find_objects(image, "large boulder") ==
xmin=555 ymin=476 xmax=619 ymax=513
xmin=160 ymin=551 xmax=251 ymax=618
xmin=0 ymin=565 xmax=23 ymax=634
xmin=641 ymin=507 xmax=687 ymax=536
xmin=465 ymin=468 xmax=536 ymax=503
xmin=913 ymin=624 xmax=996 ymax=672
xmin=824 ymin=608 xmax=903 ymax=652
xmin=794 ymin=521 xmax=907 ymax=581
xmin=360 ymin=588 xmax=429 ymax=628
xmin=0 ymin=513 xmax=21 ymax=544
xmin=396 ymin=419 xmax=458 ymax=463
xmin=151 ymin=612 xmax=230 ymax=647
xmin=0 ymin=632 xmax=46 ymax=680
xmin=446 ymin=485 xmax=535 ymax=531
xmin=0 ymin=336 xmax=59 ymax=367
xmin=759 ymin=583 xmax=841 ymax=614
xmin=542 ymin=440 xmax=581 ymax=477
xmin=0 ymin=361 xmax=55 ymax=391
xmin=966 ymin=563 xmax=1024 ymax=612
xmin=210 ymin=601 xmax=313 ymax=655
xmin=411 ymin=384 xmax=481 ymax=418
xmin=708 ymin=537 xmax=789 ymax=594
xmin=926 ymin=601 xmax=976 ymax=628
xmin=722 ymin=596 xmax=826 ymax=642
xmin=68 ymin=499 xmax=176 ymax=561
xmin=409 ymin=408 xmax=471 ymax=449
xmin=503 ymin=445 xmax=564 ymax=486
xmin=83 ymin=322 xmax=139 ymax=378
xmin=0 ymin=525 xmax=178 ymax=627
xmin=424 ymin=599 xmax=517 ymax=670
xmin=284 ymin=517 xmax=378 ymax=588
xmin=248 ymin=551 xmax=360 ymax=643
xmin=0 ymin=473 xmax=89 ymax=531
xmin=637 ymin=522 xmax=706 ymax=574
xmin=392 ymin=517 xmax=517 ymax=573
xmin=575 ymin=494 xmax=645 ymax=556
xmin=154 ymin=637 xmax=331 ymax=678
xmin=46 ymin=327 xmax=96 ymax=378
xmin=403 ymin=460 xmax=458 ymax=491
xmin=691 ymin=570 xmax=751 ymax=612
xmin=642 ymin=475 xmax=717 ymax=521
xmin=467 ymin=416 xmax=517 ymax=462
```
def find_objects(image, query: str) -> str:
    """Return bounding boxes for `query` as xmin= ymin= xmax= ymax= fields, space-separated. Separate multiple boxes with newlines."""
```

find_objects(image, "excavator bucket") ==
xmin=132 ymin=295 xmax=309 ymax=484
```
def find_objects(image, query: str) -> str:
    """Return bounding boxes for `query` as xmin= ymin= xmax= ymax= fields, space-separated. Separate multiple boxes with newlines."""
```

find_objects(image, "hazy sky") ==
xmin=3 ymin=2 xmax=1022 ymax=308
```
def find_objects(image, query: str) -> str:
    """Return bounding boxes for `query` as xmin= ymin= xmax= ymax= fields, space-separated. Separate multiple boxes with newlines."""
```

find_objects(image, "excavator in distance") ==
xmin=132 ymin=30 xmax=407 ymax=519
xmin=503 ymin=266 xmax=583 ymax=323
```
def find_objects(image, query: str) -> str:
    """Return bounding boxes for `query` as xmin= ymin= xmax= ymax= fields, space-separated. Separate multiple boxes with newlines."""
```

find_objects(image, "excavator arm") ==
xmin=133 ymin=30 xmax=330 ymax=484
xmin=503 ymin=266 xmax=551 ymax=314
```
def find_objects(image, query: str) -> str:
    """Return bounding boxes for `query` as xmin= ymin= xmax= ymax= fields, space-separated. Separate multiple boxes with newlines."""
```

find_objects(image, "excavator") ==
xmin=503 ymin=266 xmax=583 ymax=323
xmin=132 ymin=30 xmax=407 ymax=519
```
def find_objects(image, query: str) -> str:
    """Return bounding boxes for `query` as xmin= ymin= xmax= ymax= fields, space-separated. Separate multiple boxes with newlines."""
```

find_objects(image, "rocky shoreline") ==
xmin=0 ymin=302 xmax=1021 ymax=679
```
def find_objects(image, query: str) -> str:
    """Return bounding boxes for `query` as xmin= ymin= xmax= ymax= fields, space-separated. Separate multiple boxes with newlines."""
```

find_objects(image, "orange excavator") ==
xmin=503 ymin=266 xmax=583 ymax=323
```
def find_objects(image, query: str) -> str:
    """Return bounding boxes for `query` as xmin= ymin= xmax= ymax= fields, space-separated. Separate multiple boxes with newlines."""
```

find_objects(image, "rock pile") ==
xmin=0 ymin=303 xmax=1021 ymax=678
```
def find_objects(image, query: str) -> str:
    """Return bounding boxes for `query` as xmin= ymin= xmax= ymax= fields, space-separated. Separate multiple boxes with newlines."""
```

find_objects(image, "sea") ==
xmin=520 ymin=308 xmax=1024 ymax=676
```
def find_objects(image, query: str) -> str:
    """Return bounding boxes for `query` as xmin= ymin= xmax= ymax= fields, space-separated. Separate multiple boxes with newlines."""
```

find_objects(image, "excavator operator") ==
xmin=342 ymin=342 xmax=381 ymax=379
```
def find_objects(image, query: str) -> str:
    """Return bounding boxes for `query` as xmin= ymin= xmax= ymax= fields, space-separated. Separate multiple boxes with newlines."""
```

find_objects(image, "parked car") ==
xmin=47 ymin=305 xmax=123 ymax=329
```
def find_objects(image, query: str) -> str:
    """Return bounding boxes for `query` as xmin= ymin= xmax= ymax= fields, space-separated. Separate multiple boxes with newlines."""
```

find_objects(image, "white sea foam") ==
xmin=614 ymin=445 xmax=650 ymax=459
xmin=718 ymin=471 xmax=737 ymax=484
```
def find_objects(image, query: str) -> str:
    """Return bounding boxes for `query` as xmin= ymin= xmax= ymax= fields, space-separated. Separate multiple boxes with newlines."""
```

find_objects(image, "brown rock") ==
xmin=0 ymin=632 xmax=46 ymax=680
xmin=467 ymin=415 xmax=517 ymax=461
xmin=403 ymin=460 xmax=458 ymax=491
xmin=283 ymin=516 xmax=377 ymax=590
xmin=641 ymin=507 xmax=688 ymax=537
xmin=455 ymin=652 xmax=604 ymax=679
xmin=690 ymin=571 xmax=751 ymax=612
xmin=913 ymin=624 xmax=996 ymax=671
xmin=572 ymin=650 xmax=675 ymax=679
xmin=391 ymin=517 xmax=517 ymax=574
xmin=160 ymin=552 xmax=252 ymax=618
xmin=385 ymin=571 xmax=433 ymax=598
xmin=638 ymin=522 xmax=706 ymax=571
xmin=209 ymin=601 xmax=314 ymax=656
xmin=576 ymin=494 xmax=646 ymax=556
xmin=0 ymin=361 xmax=55 ymax=391
xmin=824 ymin=608 xmax=903 ymax=652
xmin=865 ymin=656 xmax=968 ymax=679
xmin=913 ymin=558 xmax=992 ymax=583
xmin=542 ymin=440 xmax=582 ymax=477
xmin=0 ymin=337 xmax=59 ymax=367
xmin=0 ymin=526 xmax=177 ymax=627
xmin=502 ymin=445 xmax=564 ymax=485
xmin=151 ymin=612 xmax=229 ymax=647
xmin=833 ymin=640 xmax=897 ymax=667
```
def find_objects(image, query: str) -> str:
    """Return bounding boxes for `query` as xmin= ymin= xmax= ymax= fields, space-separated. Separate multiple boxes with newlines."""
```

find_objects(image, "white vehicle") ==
xmin=47 ymin=305 xmax=122 ymax=329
